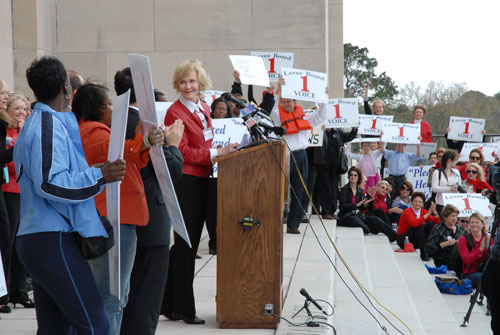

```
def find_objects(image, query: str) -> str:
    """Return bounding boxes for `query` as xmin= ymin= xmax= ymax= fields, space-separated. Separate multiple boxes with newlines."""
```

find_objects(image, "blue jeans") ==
xmin=89 ymin=224 xmax=137 ymax=335
xmin=462 ymin=272 xmax=482 ymax=288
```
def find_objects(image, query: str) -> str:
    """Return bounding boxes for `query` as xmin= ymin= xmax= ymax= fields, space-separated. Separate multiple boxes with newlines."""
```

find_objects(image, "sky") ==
xmin=343 ymin=0 xmax=500 ymax=96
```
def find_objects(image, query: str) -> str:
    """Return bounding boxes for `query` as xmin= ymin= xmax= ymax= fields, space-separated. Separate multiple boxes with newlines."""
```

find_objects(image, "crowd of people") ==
xmin=0 ymin=55 xmax=500 ymax=334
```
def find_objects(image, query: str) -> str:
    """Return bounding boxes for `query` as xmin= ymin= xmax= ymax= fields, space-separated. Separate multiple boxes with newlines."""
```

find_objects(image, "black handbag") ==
xmin=338 ymin=147 xmax=348 ymax=175
xmin=76 ymin=216 xmax=115 ymax=260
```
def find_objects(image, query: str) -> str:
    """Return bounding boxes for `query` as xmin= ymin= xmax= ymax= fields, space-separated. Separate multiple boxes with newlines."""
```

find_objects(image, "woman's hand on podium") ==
xmin=217 ymin=143 xmax=238 ymax=157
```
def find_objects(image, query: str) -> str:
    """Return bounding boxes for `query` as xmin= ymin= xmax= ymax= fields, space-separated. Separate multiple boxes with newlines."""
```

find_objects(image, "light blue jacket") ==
xmin=14 ymin=103 xmax=107 ymax=237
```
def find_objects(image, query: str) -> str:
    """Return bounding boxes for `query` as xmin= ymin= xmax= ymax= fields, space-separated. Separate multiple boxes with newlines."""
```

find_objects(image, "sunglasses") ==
xmin=400 ymin=187 xmax=410 ymax=191
xmin=348 ymin=174 xmax=358 ymax=177
xmin=470 ymin=156 xmax=481 ymax=161
xmin=459 ymin=219 xmax=469 ymax=223
xmin=466 ymin=170 xmax=478 ymax=174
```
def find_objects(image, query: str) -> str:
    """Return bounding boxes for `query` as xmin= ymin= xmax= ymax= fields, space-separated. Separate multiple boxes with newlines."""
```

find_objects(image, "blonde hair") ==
xmin=0 ymin=80 xmax=7 ymax=93
xmin=172 ymin=60 xmax=212 ymax=101
xmin=0 ymin=94 xmax=22 ymax=128
xmin=372 ymin=99 xmax=386 ymax=109
xmin=466 ymin=162 xmax=485 ymax=181
xmin=469 ymin=212 xmax=487 ymax=234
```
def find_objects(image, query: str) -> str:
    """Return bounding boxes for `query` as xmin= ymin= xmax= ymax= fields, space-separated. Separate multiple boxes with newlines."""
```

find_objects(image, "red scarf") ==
xmin=466 ymin=178 xmax=493 ymax=192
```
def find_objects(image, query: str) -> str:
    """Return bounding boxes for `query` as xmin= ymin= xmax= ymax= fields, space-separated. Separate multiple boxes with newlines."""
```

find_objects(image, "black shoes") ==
xmin=195 ymin=254 xmax=202 ymax=259
xmin=12 ymin=299 xmax=35 ymax=308
xmin=0 ymin=305 xmax=11 ymax=313
xmin=301 ymin=215 xmax=310 ymax=223
xmin=171 ymin=312 xmax=205 ymax=324
xmin=209 ymin=248 xmax=217 ymax=255
xmin=287 ymin=228 xmax=301 ymax=234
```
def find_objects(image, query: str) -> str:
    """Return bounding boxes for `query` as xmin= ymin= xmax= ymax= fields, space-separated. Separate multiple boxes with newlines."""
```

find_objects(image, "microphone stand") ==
xmin=292 ymin=299 xmax=320 ymax=327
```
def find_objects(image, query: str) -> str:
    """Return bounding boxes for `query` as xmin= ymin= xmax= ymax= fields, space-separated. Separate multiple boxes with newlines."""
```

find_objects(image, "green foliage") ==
xmin=343 ymin=43 xmax=398 ymax=103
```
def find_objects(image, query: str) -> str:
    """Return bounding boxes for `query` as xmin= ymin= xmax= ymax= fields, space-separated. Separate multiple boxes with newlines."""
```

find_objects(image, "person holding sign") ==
xmin=425 ymin=204 xmax=466 ymax=267
xmin=271 ymin=77 xmax=327 ymax=233
xmin=14 ymin=57 xmax=127 ymax=335
xmin=162 ymin=60 xmax=237 ymax=324
xmin=345 ymin=142 xmax=382 ymax=192
xmin=409 ymin=105 xmax=433 ymax=143
xmin=363 ymin=84 xmax=385 ymax=115
xmin=432 ymin=150 xmax=462 ymax=218
xmin=397 ymin=192 xmax=440 ymax=261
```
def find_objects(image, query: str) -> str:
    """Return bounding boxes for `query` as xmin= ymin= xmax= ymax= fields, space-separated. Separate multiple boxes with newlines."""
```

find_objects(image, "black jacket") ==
xmin=313 ymin=128 xmax=358 ymax=166
xmin=338 ymin=184 xmax=366 ymax=218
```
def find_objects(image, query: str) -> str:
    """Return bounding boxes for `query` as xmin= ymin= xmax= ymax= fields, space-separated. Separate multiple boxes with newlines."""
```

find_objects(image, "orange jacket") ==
xmin=79 ymin=120 xmax=150 ymax=226
xmin=278 ymin=105 xmax=312 ymax=135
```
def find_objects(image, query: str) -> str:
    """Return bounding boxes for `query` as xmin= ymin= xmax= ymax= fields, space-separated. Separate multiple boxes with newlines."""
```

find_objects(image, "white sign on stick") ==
xmin=407 ymin=142 xmax=437 ymax=159
xmin=106 ymin=90 xmax=130 ymax=297
xmin=443 ymin=193 xmax=492 ymax=217
xmin=201 ymin=90 xmax=225 ymax=107
xmin=324 ymin=98 xmax=359 ymax=128
xmin=229 ymin=55 xmax=270 ymax=87
xmin=155 ymin=102 xmax=173 ymax=127
xmin=381 ymin=122 xmax=421 ymax=144
xmin=459 ymin=143 xmax=500 ymax=162
xmin=0 ymin=251 xmax=6 ymax=297
xmin=128 ymin=54 xmax=191 ymax=248
xmin=212 ymin=118 xmax=249 ymax=177
xmin=358 ymin=115 xmax=393 ymax=136
xmin=250 ymin=52 xmax=294 ymax=81
xmin=280 ymin=67 xmax=328 ymax=103
xmin=304 ymin=109 xmax=324 ymax=147
xmin=448 ymin=116 xmax=485 ymax=142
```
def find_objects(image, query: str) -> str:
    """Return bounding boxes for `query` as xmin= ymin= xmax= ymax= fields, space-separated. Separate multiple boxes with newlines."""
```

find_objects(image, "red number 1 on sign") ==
xmin=301 ymin=76 xmax=309 ymax=92
xmin=464 ymin=122 xmax=470 ymax=134
xmin=399 ymin=127 xmax=404 ymax=137
xmin=462 ymin=198 xmax=472 ymax=210
xmin=334 ymin=104 xmax=341 ymax=118
xmin=268 ymin=58 xmax=275 ymax=73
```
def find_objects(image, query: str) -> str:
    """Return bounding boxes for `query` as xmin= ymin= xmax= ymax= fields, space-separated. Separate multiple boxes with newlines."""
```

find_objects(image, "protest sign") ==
xmin=443 ymin=193 xmax=492 ymax=217
xmin=304 ymin=109 xmax=324 ymax=147
xmin=212 ymin=118 xmax=249 ymax=177
xmin=281 ymin=67 xmax=328 ymax=103
xmin=250 ymin=52 xmax=294 ymax=81
xmin=406 ymin=166 xmax=433 ymax=199
xmin=358 ymin=115 xmax=393 ymax=136
xmin=491 ymin=136 xmax=500 ymax=144
xmin=448 ymin=116 xmax=485 ymax=142
xmin=229 ymin=55 xmax=270 ymax=87
xmin=407 ymin=142 xmax=437 ymax=159
xmin=155 ymin=102 xmax=173 ymax=126
xmin=324 ymin=98 xmax=359 ymax=128
xmin=381 ymin=122 xmax=420 ymax=144
xmin=459 ymin=143 xmax=499 ymax=162
xmin=202 ymin=90 xmax=225 ymax=107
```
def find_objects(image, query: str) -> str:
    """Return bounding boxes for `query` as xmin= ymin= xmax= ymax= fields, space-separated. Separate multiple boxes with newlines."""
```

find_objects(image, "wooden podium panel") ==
xmin=215 ymin=141 xmax=285 ymax=329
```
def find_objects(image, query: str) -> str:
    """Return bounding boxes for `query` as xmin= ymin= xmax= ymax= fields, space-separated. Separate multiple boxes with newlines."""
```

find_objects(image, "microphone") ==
xmin=300 ymin=288 xmax=325 ymax=314
xmin=221 ymin=92 xmax=246 ymax=109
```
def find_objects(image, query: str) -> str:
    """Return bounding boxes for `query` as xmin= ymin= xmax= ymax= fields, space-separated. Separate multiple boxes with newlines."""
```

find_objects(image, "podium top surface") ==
xmin=213 ymin=140 xmax=284 ymax=163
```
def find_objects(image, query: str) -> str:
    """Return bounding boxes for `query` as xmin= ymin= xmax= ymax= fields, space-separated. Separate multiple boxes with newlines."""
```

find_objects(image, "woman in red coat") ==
xmin=410 ymin=105 xmax=433 ymax=143
xmin=162 ymin=60 xmax=237 ymax=324
xmin=397 ymin=192 xmax=440 ymax=261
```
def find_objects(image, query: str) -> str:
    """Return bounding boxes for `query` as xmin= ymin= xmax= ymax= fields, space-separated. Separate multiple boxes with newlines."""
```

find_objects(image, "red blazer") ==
xmin=397 ymin=207 xmax=440 ymax=236
xmin=2 ymin=127 xmax=19 ymax=193
xmin=164 ymin=100 xmax=213 ymax=178
xmin=410 ymin=120 xmax=433 ymax=143
xmin=458 ymin=234 xmax=488 ymax=274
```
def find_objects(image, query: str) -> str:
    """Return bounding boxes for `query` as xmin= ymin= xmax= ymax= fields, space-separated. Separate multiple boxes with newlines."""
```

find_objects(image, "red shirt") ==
xmin=458 ymin=234 xmax=488 ymax=274
xmin=373 ymin=192 xmax=388 ymax=214
xmin=397 ymin=207 xmax=440 ymax=236
xmin=410 ymin=120 xmax=433 ymax=143
xmin=2 ymin=127 xmax=19 ymax=193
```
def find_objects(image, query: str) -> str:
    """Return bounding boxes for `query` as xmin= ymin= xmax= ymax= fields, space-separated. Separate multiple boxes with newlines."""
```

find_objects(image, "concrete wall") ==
xmin=0 ymin=0 xmax=14 ymax=88
xmin=9 ymin=0 xmax=343 ymax=101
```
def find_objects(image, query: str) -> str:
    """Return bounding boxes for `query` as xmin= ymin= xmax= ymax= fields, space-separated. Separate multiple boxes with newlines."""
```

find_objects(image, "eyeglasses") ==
xmin=379 ymin=186 xmax=388 ymax=190
xmin=401 ymin=187 xmax=410 ymax=191
xmin=466 ymin=170 xmax=478 ymax=174
xmin=348 ymin=174 xmax=358 ymax=177
xmin=459 ymin=219 xmax=469 ymax=224
xmin=470 ymin=156 xmax=481 ymax=161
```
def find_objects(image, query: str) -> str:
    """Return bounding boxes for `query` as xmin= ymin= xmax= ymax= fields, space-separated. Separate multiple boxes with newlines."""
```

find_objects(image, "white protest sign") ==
xmin=128 ymin=54 xmax=191 ymax=249
xmin=459 ymin=143 xmax=500 ymax=162
xmin=358 ymin=115 xmax=393 ymax=136
xmin=324 ymin=98 xmax=359 ymax=128
xmin=491 ymin=136 xmax=500 ymax=144
xmin=381 ymin=122 xmax=420 ymax=144
xmin=304 ymin=109 xmax=324 ymax=147
xmin=281 ymin=67 xmax=328 ymax=103
xmin=212 ymin=118 xmax=249 ymax=177
xmin=407 ymin=142 xmax=437 ymax=159
xmin=250 ymin=51 xmax=294 ymax=81
xmin=442 ymin=193 xmax=492 ymax=217
xmin=351 ymin=137 xmax=380 ymax=143
xmin=106 ymin=90 xmax=129 ymax=297
xmin=229 ymin=55 xmax=270 ymax=87
xmin=448 ymin=116 xmax=485 ymax=142
xmin=202 ymin=90 xmax=225 ymax=107
xmin=406 ymin=165 xmax=433 ymax=199
xmin=0 ymin=251 xmax=6 ymax=297
xmin=155 ymin=102 xmax=173 ymax=127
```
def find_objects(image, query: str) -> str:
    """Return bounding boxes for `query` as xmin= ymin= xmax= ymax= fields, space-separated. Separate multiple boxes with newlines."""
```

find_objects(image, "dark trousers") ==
xmin=316 ymin=158 xmax=340 ymax=215
xmin=163 ymin=174 xmax=208 ymax=317
xmin=205 ymin=178 xmax=217 ymax=250
xmin=338 ymin=214 xmax=397 ymax=242
xmin=396 ymin=222 xmax=434 ymax=258
xmin=16 ymin=232 xmax=110 ymax=335
xmin=481 ymin=258 xmax=500 ymax=334
xmin=121 ymin=245 xmax=170 ymax=335
xmin=0 ymin=190 xmax=10 ymax=305
xmin=287 ymin=150 xmax=308 ymax=230
xmin=307 ymin=167 xmax=317 ymax=214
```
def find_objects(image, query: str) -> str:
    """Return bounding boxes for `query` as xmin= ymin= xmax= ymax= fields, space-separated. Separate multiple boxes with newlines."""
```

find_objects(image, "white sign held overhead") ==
xmin=324 ymin=98 xmax=359 ymax=128
xmin=358 ymin=115 xmax=393 ymax=136
xmin=280 ymin=67 xmax=328 ymax=103
xmin=229 ymin=55 xmax=270 ymax=87
xmin=250 ymin=52 xmax=294 ymax=81
xmin=448 ymin=116 xmax=485 ymax=142
xmin=201 ymin=90 xmax=225 ymax=107
xmin=128 ymin=54 xmax=191 ymax=248
xmin=106 ymin=90 xmax=130 ymax=297
xmin=459 ymin=143 xmax=499 ymax=162
xmin=381 ymin=122 xmax=420 ymax=144
xmin=443 ymin=193 xmax=492 ymax=217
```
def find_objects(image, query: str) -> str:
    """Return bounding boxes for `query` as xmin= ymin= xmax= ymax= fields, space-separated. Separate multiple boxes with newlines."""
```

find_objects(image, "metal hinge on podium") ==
xmin=238 ymin=212 xmax=260 ymax=230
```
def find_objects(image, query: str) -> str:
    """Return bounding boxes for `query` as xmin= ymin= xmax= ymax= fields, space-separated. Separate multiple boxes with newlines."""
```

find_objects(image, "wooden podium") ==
xmin=214 ymin=141 xmax=286 ymax=329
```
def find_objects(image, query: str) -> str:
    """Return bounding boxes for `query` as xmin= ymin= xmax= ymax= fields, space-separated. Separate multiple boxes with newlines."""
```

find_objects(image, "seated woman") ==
xmin=338 ymin=167 xmax=397 ymax=242
xmin=458 ymin=212 xmax=490 ymax=288
xmin=425 ymin=204 xmax=466 ymax=267
xmin=397 ymin=192 xmax=440 ymax=261
xmin=390 ymin=181 xmax=414 ymax=227
xmin=367 ymin=180 xmax=403 ymax=228
xmin=462 ymin=162 xmax=493 ymax=196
